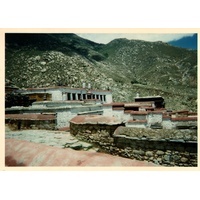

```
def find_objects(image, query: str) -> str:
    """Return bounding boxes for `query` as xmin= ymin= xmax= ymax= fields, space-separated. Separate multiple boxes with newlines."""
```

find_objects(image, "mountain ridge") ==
xmin=5 ymin=33 xmax=197 ymax=111
xmin=168 ymin=34 xmax=197 ymax=50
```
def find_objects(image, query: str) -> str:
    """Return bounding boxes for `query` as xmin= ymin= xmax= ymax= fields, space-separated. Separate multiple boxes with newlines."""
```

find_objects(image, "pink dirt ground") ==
xmin=5 ymin=139 xmax=158 ymax=167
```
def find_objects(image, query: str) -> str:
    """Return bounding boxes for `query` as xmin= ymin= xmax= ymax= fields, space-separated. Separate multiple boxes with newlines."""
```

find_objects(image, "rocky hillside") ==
xmin=5 ymin=33 xmax=197 ymax=111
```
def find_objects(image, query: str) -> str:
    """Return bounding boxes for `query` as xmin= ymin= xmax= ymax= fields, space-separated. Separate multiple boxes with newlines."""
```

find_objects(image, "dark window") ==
xmin=72 ymin=93 xmax=76 ymax=100
xmin=67 ymin=93 xmax=71 ymax=100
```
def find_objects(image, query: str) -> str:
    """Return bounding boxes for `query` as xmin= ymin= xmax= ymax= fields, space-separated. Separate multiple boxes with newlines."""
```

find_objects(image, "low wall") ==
xmin=70 ymin=123 xmax=119 ymax=145
xmin=70 ymin=115 xmax=123 ymax=156
xmin=5 ymin=119 xmax=55 ymax=130
xmin=5 ymin=114 xmax=56 ymax=130
xmin=70 ymin=122 xmax=197 ymax=167
xmin=113 ymin=127 xmax=197 ymax=167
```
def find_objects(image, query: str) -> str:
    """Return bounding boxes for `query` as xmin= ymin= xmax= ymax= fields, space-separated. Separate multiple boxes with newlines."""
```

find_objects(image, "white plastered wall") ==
xmin=51 ymin=90 xmax=63 ymax=101
xmin=132 ymin=114 xmax=147 ymax=120
xmin=122 ymin=113 xmax=132 ymax=122
xmin=112 ymin=110 xmax=124 ymax=121
xmin=56 ymin=110 xmax=77 ymax=128
xmin=126 ymin=123 xmax=146 ymax=128
xmin=162 ymin=119 xmax=173 ymax=129
xmin=103 ymin=106 xmax=113 ymax=117
xmin=147 ymin=113 xmax=162 ymax=125
xmin=106 ymin=93 xmax=113 ymax=103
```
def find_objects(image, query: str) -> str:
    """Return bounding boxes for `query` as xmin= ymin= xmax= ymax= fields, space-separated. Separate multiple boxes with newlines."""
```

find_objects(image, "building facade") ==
xmin=22 ymin=86 xmax=113 ymax=103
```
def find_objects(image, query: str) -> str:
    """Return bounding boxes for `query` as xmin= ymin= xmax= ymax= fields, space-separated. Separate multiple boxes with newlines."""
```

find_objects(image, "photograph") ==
xmin=4 ymin=31 xmax=198 ymax=168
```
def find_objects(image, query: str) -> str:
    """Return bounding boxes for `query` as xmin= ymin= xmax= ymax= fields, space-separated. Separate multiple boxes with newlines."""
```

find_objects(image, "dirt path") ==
xmin=5 ymin=127 xmax=98 ymax=152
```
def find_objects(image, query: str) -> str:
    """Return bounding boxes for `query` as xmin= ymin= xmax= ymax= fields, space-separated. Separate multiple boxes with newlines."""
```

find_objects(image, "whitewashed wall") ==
xmin=132 ymin=114 xmax=147 ymax=121
xmin=147 ymin=113 xmax=162 ymax=125
xmin=126 ymin=122 xmax=147 ymax=128
xmin=122 ymin=113 xmax=132 ymax=122
xmin=51 ymin=90 xmax=63 ymax=101
xmin=106 ymin=94 xmax=113 ymax=103
xmin=56 ymin=110 xmax=77 ymax=128
xmin=103 ymin=106 xmax=113 ymax=117
xmin=112 ymin=110 xmax=124 ymax=121
xmin=162 ymin=119 xmax=173 ymax=129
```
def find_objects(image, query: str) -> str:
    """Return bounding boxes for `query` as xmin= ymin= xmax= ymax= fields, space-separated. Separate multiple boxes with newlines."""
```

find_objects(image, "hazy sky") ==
xmin=77 ymin=33 xmax=195 ymax=44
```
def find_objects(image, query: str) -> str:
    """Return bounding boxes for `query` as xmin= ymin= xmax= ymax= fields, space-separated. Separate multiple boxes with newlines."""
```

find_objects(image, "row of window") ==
xmin=64 ymin=93 xmax=106 ymax=101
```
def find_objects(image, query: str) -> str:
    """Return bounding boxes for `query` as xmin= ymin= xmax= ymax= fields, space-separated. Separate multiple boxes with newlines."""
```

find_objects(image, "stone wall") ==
xmin=113 ymin=127 xmax=197 ymax=167
xmin=5 ymin=119 xmax=55 ymax=130
xmin=70 ymin=123 xmax=120 ymax=154
xmin=70 ymin=123 xmax=197 ymax=167
xmin=171 ymin=118 xmax=197 ymax=129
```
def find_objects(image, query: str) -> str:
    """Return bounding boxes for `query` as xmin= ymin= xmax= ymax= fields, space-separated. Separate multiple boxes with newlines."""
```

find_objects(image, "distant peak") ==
xmin=168 ymin=34 xmax=197 ymax=50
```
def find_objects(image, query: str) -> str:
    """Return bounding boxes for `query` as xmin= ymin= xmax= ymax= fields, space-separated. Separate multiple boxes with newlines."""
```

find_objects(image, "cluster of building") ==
xmin=5 ymin=86 xmax=197 ymax=130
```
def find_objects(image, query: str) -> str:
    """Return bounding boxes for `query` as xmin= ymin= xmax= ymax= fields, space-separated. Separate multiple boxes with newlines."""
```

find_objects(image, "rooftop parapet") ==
xmin=5 ymin=113 xmax=56 ymax=120
xmin=70 ymin=115 xmax=122 ymax=125
xmin=24 ymin=86 xmax=112 ymax=93
xmin=171 ymin=117 xmax=197 ymax=121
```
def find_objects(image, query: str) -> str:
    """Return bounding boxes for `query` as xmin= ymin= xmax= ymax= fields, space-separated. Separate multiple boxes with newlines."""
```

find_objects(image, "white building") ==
xmin=22 ymin=86 xmax=113 ymax=103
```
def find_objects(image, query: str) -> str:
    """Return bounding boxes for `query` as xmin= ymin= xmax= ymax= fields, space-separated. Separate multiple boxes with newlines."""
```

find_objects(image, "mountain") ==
xmin=168 ymin=34 xmax=197 ymax=50
xmin=5 ymin=33 xmax=197 ymax=111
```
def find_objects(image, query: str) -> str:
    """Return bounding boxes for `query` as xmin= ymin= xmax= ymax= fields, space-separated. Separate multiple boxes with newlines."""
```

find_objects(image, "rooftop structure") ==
xmin=134 ymin=95 xmax=165 ymax=108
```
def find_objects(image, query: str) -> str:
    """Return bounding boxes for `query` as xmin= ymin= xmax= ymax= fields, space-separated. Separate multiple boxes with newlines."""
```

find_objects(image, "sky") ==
xmin=77 ymin=33 xmax=195 ymax=44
